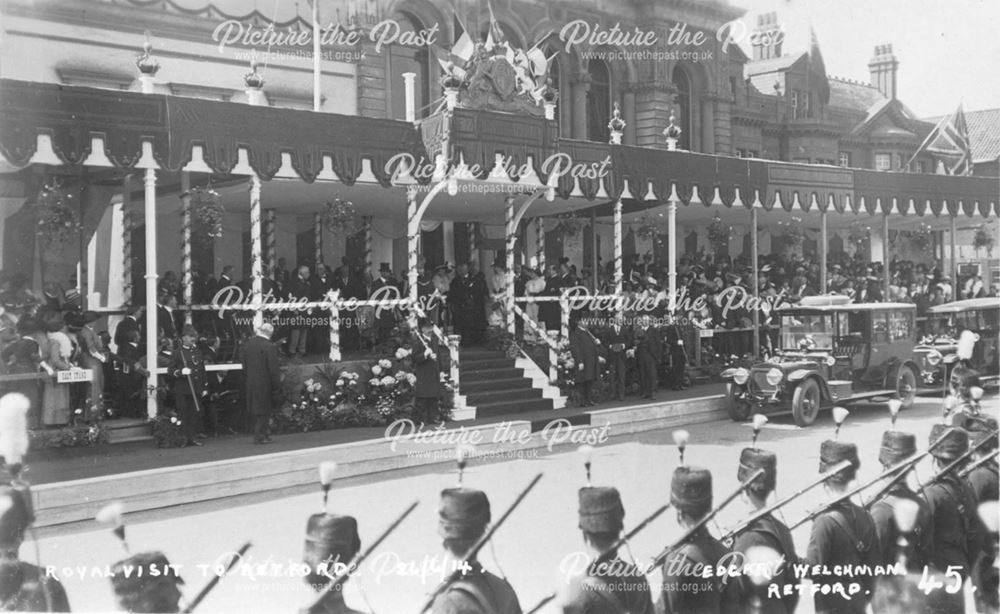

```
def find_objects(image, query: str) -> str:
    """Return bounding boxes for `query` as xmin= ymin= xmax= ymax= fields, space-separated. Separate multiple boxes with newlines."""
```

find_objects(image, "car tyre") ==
xmin=896 ymin=364 xmax=917 ymax=409
xmin=726 ymin=383 xmax=752 ymax=422
xmin=792 ymin=377 xmax=821 ymax=427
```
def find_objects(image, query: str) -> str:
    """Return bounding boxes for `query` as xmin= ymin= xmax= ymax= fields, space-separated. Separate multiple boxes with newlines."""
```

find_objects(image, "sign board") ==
xmin=56 ymin=369 xmax=93 ymax=383
xmin=698 ymin=329 xmax=715 ymax=338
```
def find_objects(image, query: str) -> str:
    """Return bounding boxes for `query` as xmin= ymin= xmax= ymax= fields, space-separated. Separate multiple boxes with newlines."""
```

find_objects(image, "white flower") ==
xmin=371 ymin=365 xmax=382 ymax=376
xmin=395 ymin=348 xmax=406 ymax=360
xmin=336 ymin=379 xmax=345 ymax=387
xmin=381 ymin=375 xmax=396 ymax=387
xmin=379 ymin=359 xmax=392 ymax=369
xmin=407 ymin=374 xmax=416 ymax=385
xmin=349 ymin=380 xmax=357 ymax=386
xmin=170 ymin=417 xmax=178 ymax=424
xmin=394 ymin=371 xmax=406 ymax=381
xmin=304 ymin=378 xmax=314 ymax=388
xmin=440 ymin=372 xmax=447 ymax=381
xmin=369 ymin=378 xmax=380 ymax=387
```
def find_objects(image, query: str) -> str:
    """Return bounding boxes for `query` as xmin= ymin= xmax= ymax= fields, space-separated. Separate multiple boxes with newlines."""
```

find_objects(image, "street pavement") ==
xmin=31 ymin=393 xmax=998 ymax=613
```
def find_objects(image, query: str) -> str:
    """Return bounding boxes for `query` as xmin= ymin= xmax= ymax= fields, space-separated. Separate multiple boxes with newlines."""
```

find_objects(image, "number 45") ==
xmin=919 ymin=566 xmax=964 ymax=595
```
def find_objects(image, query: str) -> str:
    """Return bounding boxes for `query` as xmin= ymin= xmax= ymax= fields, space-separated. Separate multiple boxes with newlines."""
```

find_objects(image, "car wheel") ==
xmin=896 ymin=364 xmax=917 ymax=409
xmin=726 ymin=383 xmax=752 ymax=422
xmin=792 ymin=378 xmax=821 ymax=427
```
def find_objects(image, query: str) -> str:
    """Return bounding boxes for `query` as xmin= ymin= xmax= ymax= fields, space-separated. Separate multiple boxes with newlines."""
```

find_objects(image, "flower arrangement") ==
xmin=151 ymin=413 xmax=188 ymax=448
xmin=973 ymin=224 xmax=995 ymax=256
xmin=34 ymin=183 xmax=81 ymax=246
xmin=554 ymin=213 xmax=584 ymax=238
xmin=779 ymin=216 xmax=805 ymax=252
xmin=635 ymin=213 xmax=663 ymax=246
xmin=30 ymin=423 xmax=110 ymax=449
xmin=190 ymin=186 xmax=224 ymax=241
xmin=847 ymin=221 xmax=870 ymax=252
xmin=707 ymin=215 xmax=731 ymax=257
xmin=323 ymin=199 xmax=360 ymax=237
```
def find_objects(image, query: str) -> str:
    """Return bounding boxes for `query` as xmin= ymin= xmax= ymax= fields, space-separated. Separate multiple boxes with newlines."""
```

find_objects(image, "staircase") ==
xmin=460 ymin=349 xmax=554 ymax=418
xmin=105 ymin=418 xmax=153 ymax=444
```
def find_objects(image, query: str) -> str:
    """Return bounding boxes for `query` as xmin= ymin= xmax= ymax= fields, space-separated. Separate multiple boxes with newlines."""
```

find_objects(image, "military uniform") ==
xmin=561 ymin=486 xmax=654 ymax=614
xmin=659 ymin=467 xmax=728 ymax=614
xmin=964 ymin=417 xmax=999 ymax=504
xmin=301 ymin=513 xmax=365 ymax=614
xmin=168 ymin=326 xmax=208 ymax=444
xmin=0 ymin=481 xmax=69 ymax=612
xmin=110 ymin=551 xmax=183 ymax=614
xmin=805 ymin=441 xmax=879 ymax=614
xmin=868 ymin=431 xmax=934 ymax=570
xmin=922 ymin=426 xmax=980 ymax=578
xmin=432 ymin=488 xmax=521 ymax=614
xmin=728 ymin=448 xmax=799 ymax=614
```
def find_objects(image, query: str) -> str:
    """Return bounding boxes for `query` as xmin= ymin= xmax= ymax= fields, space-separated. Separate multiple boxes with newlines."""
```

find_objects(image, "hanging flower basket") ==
xmin=555 ymin=213 xmax=583 ymax=238
xmin=973 ymin=224 xmax=995 ymax=256
xmin=34 ymin=184 xmax=81 ymax=246
xmin=190 ymin=186 xmax=224 ymax=241
xmin=323 ymin=198 xmax=360 ymax=237
xmin=707 ymin=215 xmax=730 ymax=256
xmin=847 ymin=221 xmax=869 ymax=252
xmin=780 ymin=216 xmax=805 ymax=252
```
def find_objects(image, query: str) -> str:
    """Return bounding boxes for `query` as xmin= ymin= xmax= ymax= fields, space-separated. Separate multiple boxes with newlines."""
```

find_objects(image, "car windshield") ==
xmin=780 ymin=314 xmax=834 ymax=350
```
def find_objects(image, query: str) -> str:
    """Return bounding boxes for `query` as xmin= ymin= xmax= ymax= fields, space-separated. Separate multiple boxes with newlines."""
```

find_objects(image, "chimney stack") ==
xmin=868 ymin=44 xmax=898 ymax=100
xmin=752 ymin=13 xmax=783 ymax=60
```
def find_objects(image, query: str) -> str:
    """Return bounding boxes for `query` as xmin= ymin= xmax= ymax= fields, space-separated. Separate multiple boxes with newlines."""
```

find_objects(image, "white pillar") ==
xmin=505 ymin=195 xmax=516 ymax=336
xmin=180 ymin=172 xmax=192 ymax=325
xmin=536 ymin=218 xmax=546 ymax=271
xmin=667 ymin=197 xmax=678 ymax=312
xmin=820 ymin=211 xmax=828 ymax=293
xmin=407 ymin=187 xmax=419 ymax=328
xmin=143 ymin=169 xmax=158 ymax=419
xmin=882 ymin=214 xmax=891 ymax=299
xmin=121 ymin=175 xmax=133 ymax=306
xmin=613 ymin=199 xmax=623 ymax=295
xmin=403 ymin=72 xmax=416 ymax=122
xmin=950 ymin=213 xmax=958 ymax=294
xmin=314 ymin=212 xmax=323 ymax=267
xmin=250 ymin=175 xmax=263 ymax=330
xmin=312 ymin=0 xmax=321 ymax=112
xmin=751 ymin=208 xmax=760 ymax=357
xmin=363 ymin=216 xmax=373 ymax=280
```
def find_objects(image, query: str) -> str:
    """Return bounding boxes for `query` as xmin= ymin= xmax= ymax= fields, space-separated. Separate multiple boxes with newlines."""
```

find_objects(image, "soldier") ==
xmin=560 ymin=448 xmax=654 ymax=614
xmin=804 ymin=439 xmax=879 ymax=614
xmin=659 ymin=464 xmax=728 ymax=614
xmin=921 ymin=424 xmax=980 ymax=590
xmin=168 ymin=325 xmax=208 ymax=447
xmin=110 ymin=552 xmax=184 ymax=614
xmin=662 ymin=314 xmax=688 ymax=391
xmin=301 ymin=462 xmax=366 ymax=614
xmin=727 ymin=418 xmax=799 ymax=614
xmin=963 ymin=416 xmax=998 ymax=503
xmin=972 ymin=501 xmax=999 ymax=614
xmin=431 ymin=485 xmax=521 ymax=613
xmin=0 ymin=393 xmax=71 ymax=612
xmin=868 ymin=429 xmax=934 ymax=570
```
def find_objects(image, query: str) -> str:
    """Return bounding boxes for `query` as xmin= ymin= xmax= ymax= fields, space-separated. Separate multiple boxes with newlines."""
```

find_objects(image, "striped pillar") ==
xmin=548 ymin=330 xmax=559 ymax=384
xmin=468 ymin=222 xmax=477 ymax=264
xmin=407 ymin=187 xmax=419 ymax=328
xmin=613 ymin=198 xmax=623 ymax=295
xmin=250 ymin=174 xmax=263 ymax=330
xmin=314 ymin=212 xmax=323 ymax=268
xmin=559 ymin=295 xmax=569 ymax=341
xmin=536 ymin=218 xmax=545 ymax=270
xmin=505 ymin=195 xmax=516 ymax=336
xmin=329 ymin=290 xmax=341 ymax=362
xmin=121 ymin=190 xmax=133 ymax=306
xmin=363 ymin=215 xmax=373 ymax=280
xmin=265 ymin=208 xmax=277 ymax=277
xmin=447 ymin=334 xmax=461 ymax=408
xmin=180 ymin=173 xmax=193 ymax=325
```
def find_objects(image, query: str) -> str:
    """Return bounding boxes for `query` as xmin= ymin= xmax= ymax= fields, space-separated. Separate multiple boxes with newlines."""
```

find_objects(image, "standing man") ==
xmin=663 ymin=314 xmax=688 ymax=391
xmin=371 ymin=264 xmax=397 ymax=344
xmin=168 ymin=325 xmax=207 ymax=447
xmin=77 ymin=310 xmax=108 ymax=412
xmin=467 ymin=262 xmax=489 ymax=346
xmin=635 ymin=316 xmax=661 ymax=401
xmin=569 ymin=318 xmax=599 ymax=407
xmin=805 ymin=440 xmax=880 ymax=614
xmin=113 ymin=304 xmax=144 ymax=353
xmin=964 ymin=416 xmax=999 ymax=503
xmin=869 ymin=429 xmax=934 ymax=570
xmin=448 ymin=263 xmax=471 ymax=345
xmin=602 ymin=316 xmax=632 ymax=402
xmin=239 ymin=322 xmax=282 ymax=444
xmin=412 ymin=319 xmax=441 ymax=424
xmin=287 ymin=265 xmax=311 ymax=358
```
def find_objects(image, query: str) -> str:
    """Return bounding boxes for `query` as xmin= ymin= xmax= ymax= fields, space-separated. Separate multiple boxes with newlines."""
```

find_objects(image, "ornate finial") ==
xmin=244 ymin=55 xmax=265 ymax=90
xmin=608 ymin=101 xmax=626 ymax=133
xmin=135 ymin=31 xmax=160 ymax=76
xmin=663 ymin=110 xmax=682 ymax=148
xmin=542 ymin=77 xmax=559 ymax=104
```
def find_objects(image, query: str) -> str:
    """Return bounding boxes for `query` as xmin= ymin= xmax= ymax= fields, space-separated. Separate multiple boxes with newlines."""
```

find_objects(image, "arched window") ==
xmin=672 ymin=65 xmax=692 ymax=150
xmin=545 ymin=45 xmax=566 ymax=134
xmin=587 ymin=60 xmax=611 ymax=142
xmin=388 ymin=12 xmax=430 ymax=120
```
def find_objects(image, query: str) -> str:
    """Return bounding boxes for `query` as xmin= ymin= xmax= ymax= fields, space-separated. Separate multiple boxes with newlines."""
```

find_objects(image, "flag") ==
xmin=908 ymin=104 xmax=973 ymax=175
xmin=450 ymin=12 xmax=475 ymax=64
xmin=484 ymin=0 xmax=504 ymax=51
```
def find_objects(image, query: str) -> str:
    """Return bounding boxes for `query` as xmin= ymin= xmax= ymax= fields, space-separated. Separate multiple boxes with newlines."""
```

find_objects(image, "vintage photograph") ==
xmin=0 ymin=0 xmax=998 ymax=612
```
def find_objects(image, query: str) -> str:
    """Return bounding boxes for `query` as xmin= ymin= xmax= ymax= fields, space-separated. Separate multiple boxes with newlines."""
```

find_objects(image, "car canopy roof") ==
xmin=927 ymin=297 xmax=1000 ymax=314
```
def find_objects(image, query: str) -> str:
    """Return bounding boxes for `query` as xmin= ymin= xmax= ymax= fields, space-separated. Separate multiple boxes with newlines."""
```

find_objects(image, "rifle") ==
xmin=651 ymin=469 xmax=764 ymax=568
xmin=958 ymin=449 xmax=1000 ymax=479
xmin=719 ymin=460 xmax=852 ymax=544
xmin=863 ymin=426 xmax=961 ymax=509
xmin=921 ymin=429 xmax=999 ymax=489
xmin=524 ymin=503 xmax=670 ymax=614
xmin=176 ymin=342 xmax=204 ymax=415
xmin=305 ymin=500 xmax=419 ymax=611
xmin=418 ymin=473 xmax=543 ymax=614
xmin=791 ymin=429 xmax=955 ymax=530
xmin=182 ymin=542 xmax=251 ymax=613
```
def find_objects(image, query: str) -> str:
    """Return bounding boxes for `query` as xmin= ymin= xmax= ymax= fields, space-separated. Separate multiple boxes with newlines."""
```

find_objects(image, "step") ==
xmin=461 ymin=377 xmax=533 ymax=394
xmin=462 ymin=367 xmax=524 ymax=382
xmin=473 ymin=398 xmax=554 ymax=418
xmin=105 ymin=418 xmax=152 ymax=444
xmin=459 ymin=350 xmax=508 ymax=360
xmin=465 ymin=387 xmax=543 ymax=405
xmin=460 ymin=357 xmax=516 ymax=371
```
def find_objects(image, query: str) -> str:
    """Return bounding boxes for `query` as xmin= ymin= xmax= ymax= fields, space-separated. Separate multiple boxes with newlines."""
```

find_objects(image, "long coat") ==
xmin=412 ymin=333 xmax=440 ymax=399
xmin=569 ymin=328 xmax=599 ymax=383
xmin=239 ymin=335 xmax=282 ymax=417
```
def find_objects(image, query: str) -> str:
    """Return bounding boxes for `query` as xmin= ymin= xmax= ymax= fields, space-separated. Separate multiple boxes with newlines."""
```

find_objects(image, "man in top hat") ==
xmin=110 ymin=551 xmax=183 ymax=613
xmin=600 ymin=315 xmax=632 ymax=402
xmin=371 ymin=264 xmax=397 ymax=344
xmin=287 ymin=265 xmax=312 ymax=357
xmin=662 ymin=314 xmax=688 ymax=391
xmin=412 ymin=319 xmax=442 ymax=424
xmin=568 ymin=318 xmax=600 ymax=407
xmin=922 ymin=424 xmax=981 ymax=586
xmin=868 ymin=430 xmax=933 ymax=571
xmin=562 ymin=486 xmax=654 ymax=614
xmin=168 ymin=325 xmax=208 ymax=447
xmin=449 ymin=263 xmax=473 ymax=346
xmin=804 ymin=440 xmax=879 ymax=614
xmin=239 ymin=322 xmax=282 ymax=444
xmin=432 ymin=488 xmax=521 ymax=614
xmin=728 ymin=447 xmax=799 ymax=614
xmin=659 ymin=466 xmax=728 ymax=614
xmin=302 ymin=512 xmax=365 ymax=613
xmin=634 ymin=316 xmax=661 ymax=401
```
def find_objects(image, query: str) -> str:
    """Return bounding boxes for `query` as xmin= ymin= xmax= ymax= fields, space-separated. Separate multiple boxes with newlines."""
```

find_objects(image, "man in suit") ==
xmin=663 ymin=314 xmax=688 ymax=391
xmin=569 ymin=318 xmax=600 ymax=407
xmin=635 ymin=315 xmax=662 ymax=400
xmin=371 ymin=264 xmax=397 ymax=344
xmin=602 ymin=316 xmax=632 ymax=402
xmin=113 ymin=304 xmax=144 ymax=353
xmin=286 ymin=265 xmax=311 ymax=357
xmin=239 ymin=322 xmax=283 ymax=444
xmin=412 ymin=319 xmax=441 ymax=423
xmin=168 ymin=325 xmax=207 ymax=447
xmin=217 ymin=265 xmax=235 ymax=293
xmin=157 ymin=293 xmax=184 ymax=341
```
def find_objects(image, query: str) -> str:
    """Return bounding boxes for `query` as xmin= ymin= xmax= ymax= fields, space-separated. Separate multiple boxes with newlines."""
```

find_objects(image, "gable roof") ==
xmin=828 ymin=77 xmax=886 ymax=112
xmin=744 ymin=52 xmax=807 ymax=78
xmin=925 ymin=108 xmax=1000 ymax=163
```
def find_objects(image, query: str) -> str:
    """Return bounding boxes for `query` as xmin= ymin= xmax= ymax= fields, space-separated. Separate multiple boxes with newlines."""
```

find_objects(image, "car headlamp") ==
xmin=926 ymin=350 xmax=943 ymax=367
xmin=733 ymin=368 xmax=750 ymax=385
xmin=826 ymin=355 xmax=836 ymax=367
xmin=766 ymin=368 xmax=783 ymax=386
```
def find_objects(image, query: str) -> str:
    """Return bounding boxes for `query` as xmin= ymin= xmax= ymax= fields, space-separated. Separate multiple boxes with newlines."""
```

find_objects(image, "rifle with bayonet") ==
xmin=862 ymin=426 xmax=961 ymax=508
xmin=920 ymin=428 xmax=999 ymax=489
xmin=183 ymin=542 xmax=251 ymax=613
xmin=417 ymin=473 xmax=543 ymax=614
xmin=958 ymin=449 xmax=999 ymax=479
xmin=651 ymin=468 xmax=764 ymax=568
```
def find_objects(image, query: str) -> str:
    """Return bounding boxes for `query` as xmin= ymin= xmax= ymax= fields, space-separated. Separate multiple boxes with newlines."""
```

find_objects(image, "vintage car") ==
xmin=914 ymin=297 xmax=1000 ymax=390
xmin=721 ymin=296 xmax=920 ymax=426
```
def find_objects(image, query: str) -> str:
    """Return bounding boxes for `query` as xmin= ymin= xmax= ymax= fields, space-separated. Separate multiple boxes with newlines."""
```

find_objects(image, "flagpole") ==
xmin=313 ymin=0 xmax=321 ymax=112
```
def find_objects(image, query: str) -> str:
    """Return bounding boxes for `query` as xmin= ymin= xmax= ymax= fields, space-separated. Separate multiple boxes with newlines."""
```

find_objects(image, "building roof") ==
xmin=828 ymin=77 xmax=886 ymax=112
xmin=744 ymin=53 xmax=807 ymax=77
xmin=924 ymin=108 xmax=1000 ymax=163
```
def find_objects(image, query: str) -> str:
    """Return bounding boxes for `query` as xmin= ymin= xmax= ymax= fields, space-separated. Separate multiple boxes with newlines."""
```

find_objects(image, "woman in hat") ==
xmin=77 ymin=311 xmax=107 ymax=413
xmin=41 ymin=312 xmax=73 ymax=426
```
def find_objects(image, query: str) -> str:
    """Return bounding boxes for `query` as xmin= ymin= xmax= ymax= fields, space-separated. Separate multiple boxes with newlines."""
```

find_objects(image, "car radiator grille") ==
xmin=751 ymin=371 xmax=778 ymax=394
